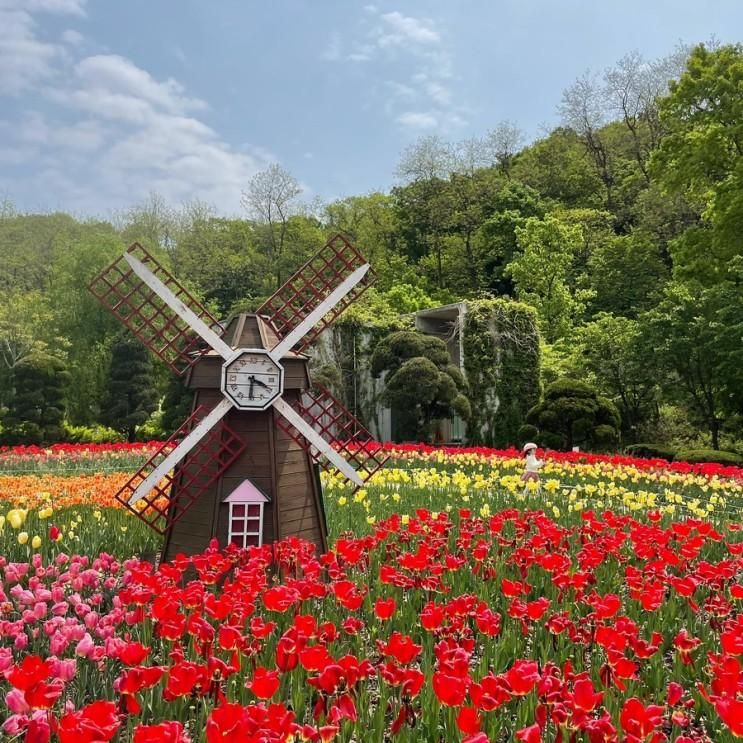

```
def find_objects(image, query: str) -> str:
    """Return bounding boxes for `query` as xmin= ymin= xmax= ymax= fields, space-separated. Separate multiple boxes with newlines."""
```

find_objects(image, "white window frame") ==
xmin=227 ymin=501 xmax=264 ymax=548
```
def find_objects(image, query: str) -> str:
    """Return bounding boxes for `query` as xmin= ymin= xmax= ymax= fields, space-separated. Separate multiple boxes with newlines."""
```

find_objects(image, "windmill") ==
xmin=89 ymin=235 xmax=389 ymax=560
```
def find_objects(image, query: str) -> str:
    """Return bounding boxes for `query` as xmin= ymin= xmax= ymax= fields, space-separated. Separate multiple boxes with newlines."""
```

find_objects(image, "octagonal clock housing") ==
xmin=221 ymin=349 xmax=284 ymax=410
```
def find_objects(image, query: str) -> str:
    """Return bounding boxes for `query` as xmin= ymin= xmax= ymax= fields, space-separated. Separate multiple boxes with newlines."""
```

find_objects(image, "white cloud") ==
xmin=61 ymin=28 xmax=84 ymax=45
xmin=0 ymin=2 xmax=273 ymax=214
xmin=0 ymin=0 xmax=86 ymax=93
xmin=378 ymin=11 xmax=441 ymax=47
xmin=322 ymin=32 xmax=342 ymax=61
xmin=397 ymin=111 xmax=438 ymax=130
xmin=327 ymin=8 xmax=466 ymax=133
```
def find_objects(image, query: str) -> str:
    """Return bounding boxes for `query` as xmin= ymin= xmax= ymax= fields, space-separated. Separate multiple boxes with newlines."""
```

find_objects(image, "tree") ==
xmin=101 ymin=337 xmax=159 ymax=442
xmin=651 ymin=43 xmax=743 ymax=283
xmin=478 ymin=182 xmax=546 ymax=295
xmin=511 ymin=128 xmax=604 ymax=208
xmin=584 ymin=232 xmax=668 ymax=317
xmin=523 ymin=378 xmax=621 ymax=451
xmin=508 ymin=216 xmax=586 ymax=341
xmin=559 ymin=73 xmax=615 ymax=209
xmin=574 ymin=313 xmax=659 ymax=438
xmin=241 ymin=164 xmax=302 ymax=289
xmin=370 ymin=330 xmax=470 ymax=442
xmin=644 ymin=280 xmax=742 ymax=450
xmin=2 ymin=354 xmax=69 ymax=444
xmin=324 ymin=192 xmax=410 ymax=291
xmin=486 ymin=121 xmax=525 ymax=176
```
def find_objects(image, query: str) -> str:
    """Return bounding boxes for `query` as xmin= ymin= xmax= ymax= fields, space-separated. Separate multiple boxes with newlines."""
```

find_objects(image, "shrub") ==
xmin=674 ymin=449 xmax=742 ymax=466
xmin=64 ymin=423 xmax=125 ymax=444
xmin=624 ymin=443 xmax=676 ymax=460
xmin=517 ymin=424 xmax=539 ymax=446
xmin=526 ymin=377 xmax=622 ymax=451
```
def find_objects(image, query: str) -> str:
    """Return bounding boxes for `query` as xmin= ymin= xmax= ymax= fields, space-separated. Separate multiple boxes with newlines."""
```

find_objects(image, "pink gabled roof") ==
xmin=223 ymin=479 xmax=270 ymax=503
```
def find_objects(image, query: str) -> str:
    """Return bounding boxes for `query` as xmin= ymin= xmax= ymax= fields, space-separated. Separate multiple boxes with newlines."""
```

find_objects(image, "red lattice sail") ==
xmin=115 ymin=407 xmax=246 ymax=534
xmin=276 ymin=386 xmax=390 ymax=485
xmin=89 ymin=243 xmax=224 ymax=376
xmin=258 ymin=234 xmax=374 ymax=354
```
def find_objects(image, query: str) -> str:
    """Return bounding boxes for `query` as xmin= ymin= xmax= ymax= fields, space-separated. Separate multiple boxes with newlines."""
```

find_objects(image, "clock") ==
xmin=221 ymin=349 xmax=284 ymax=410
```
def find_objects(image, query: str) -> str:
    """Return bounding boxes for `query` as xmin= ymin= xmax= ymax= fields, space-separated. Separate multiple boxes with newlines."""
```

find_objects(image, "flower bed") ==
xmin=2 ymin=509 xmax=743 ymax=741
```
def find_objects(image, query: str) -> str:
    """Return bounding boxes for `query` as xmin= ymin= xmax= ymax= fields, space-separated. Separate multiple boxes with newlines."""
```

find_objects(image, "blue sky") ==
xmin=1 ymin=0 xmax=741 ymax=217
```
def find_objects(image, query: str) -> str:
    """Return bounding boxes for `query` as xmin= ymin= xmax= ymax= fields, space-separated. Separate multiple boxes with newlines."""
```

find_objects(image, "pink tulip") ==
xmin=5 ymin=689 xmax=30 ymax=714
xmin=13 ymin=633 xmax=28 ymax=650
xmin=75 ymin=632 xmax=95 ymax=657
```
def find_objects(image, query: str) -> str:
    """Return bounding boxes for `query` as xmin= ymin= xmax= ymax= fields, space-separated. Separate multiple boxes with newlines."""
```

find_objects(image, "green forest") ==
xmin=1 ymin=42 xmax=742 ymax=459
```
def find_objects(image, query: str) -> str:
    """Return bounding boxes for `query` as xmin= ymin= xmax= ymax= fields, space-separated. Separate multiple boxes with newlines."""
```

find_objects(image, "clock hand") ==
xmin=247 ymin=375 xmax=255 ymax=400
xmin=253 ymin=377 xmax=271 ymax=390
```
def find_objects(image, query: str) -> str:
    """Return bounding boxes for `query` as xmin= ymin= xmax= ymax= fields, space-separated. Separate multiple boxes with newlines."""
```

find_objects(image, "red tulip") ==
xmin=572 ymin=677 xmax=603 ymax=713
xmin=620 ymin=697 xmax=665 ymax=739
xmin=456 ymin=706 xmax=482 ymax=735
xmin=58 ymin=700 xmax=120 ymax=743
xmin=133 ymin=721 xmax=190 ymax=743
xmin=432 ymin=670 xmax=469 ymax=706
xmin=246 ymin=667 xmax=281 ymax=699
xmin=515 ymin=723 xmax=541 ymax=743
xmin=374 ymin=597 xmax=397 ymax=620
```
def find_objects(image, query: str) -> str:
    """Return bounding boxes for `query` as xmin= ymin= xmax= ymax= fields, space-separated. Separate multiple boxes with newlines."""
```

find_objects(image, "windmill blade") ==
xmin=115 ymin=400 xmax=243 ymax=534
xmin=269 ymin=263 xmax=369 ymax=360
xmin=123 ymin=252 xmax=234 ymax=360
xmin=127 ymin=398 xmax=233 ymax=506
xmin=273 ymin=387 xmax=390 ymax=487
xmin=258 ymin=234 xmax=375 ymax=355
xmin=272 ymin=397 xmax=364 ymax=487
xmin=89 ymin=243 xmax=228 ymax=375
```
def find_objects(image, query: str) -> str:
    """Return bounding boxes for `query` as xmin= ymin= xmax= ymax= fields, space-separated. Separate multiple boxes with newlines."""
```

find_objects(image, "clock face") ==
xmin=221 ymin=349 xmax=284 ymax=410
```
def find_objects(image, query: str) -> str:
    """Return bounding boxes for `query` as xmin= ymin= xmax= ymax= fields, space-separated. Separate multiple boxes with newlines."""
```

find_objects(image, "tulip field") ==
xmin=2 ymin=443 xmax=743 ymax=741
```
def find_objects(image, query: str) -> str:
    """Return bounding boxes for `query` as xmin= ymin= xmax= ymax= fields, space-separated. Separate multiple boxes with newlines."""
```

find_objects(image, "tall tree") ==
xmin=2 ymin=354 xmax=69 ymax=444
xmin=644 ymin=281 xmax=741 ymax=449
xmin=575 ymin=313 xmax=659 ymax=438
xmin=101 ymin=337 xmax=159 ymax=442
xmin=508 ymin=216 xmax=585 ymax=341
xmin=651 ymin=42 xmax=743 ymax=283
xmin=559 ymin=73 xmax=615 ymax=209
xmin=485 ymin=120 xmax=525 ymax=177
xmin=241 ymin=164 xmax=302 ymax=288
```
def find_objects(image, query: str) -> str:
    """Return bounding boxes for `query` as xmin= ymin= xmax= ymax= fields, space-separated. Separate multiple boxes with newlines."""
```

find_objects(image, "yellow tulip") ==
xmin=7 ymin=509 xmax=27 ymax=529
xmin=31 ymin=535 xmax=41 ymax=549
xmin=17 ymin=532 xmax=29 ymax=545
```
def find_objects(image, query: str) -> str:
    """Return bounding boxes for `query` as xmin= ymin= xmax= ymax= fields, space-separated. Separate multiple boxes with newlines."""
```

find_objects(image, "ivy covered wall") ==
xmin=462 ymin=298 xmax=541 ymax=447
xmin=309 ymin=310 xmax=410 ymax=439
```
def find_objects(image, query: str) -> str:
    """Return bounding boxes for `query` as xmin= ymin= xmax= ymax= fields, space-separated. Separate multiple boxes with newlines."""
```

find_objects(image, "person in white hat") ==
xmin=521 ymin=442 xmax=543 ymax=492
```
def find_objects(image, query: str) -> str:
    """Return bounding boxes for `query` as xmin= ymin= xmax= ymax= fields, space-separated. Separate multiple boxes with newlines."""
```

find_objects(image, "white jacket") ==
xmin=525 ymin=453 xmax=543 ymax=473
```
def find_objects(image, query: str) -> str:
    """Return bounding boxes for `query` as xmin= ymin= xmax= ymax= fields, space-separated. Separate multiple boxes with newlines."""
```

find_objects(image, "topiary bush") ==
xmin=674 ymin=449 xmax=742 ymax=466
xmin=526 ymin=377 xmax=622 ymax=451
xmin=371 ymin=330 xmax=470 ymax=442
xmin=624 ymin=443 xmax=676 ymax=460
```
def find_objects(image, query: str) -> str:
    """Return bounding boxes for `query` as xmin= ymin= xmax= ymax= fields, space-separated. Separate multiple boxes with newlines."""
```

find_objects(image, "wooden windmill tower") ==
xmin=89 ymin=235 xmax=389 ymax=561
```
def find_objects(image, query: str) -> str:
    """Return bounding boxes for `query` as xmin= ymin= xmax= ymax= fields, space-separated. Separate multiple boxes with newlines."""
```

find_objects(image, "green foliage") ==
xmin=644 ymin=280 xmax=741 ymax=449
xmin=674 ymin=449 xmax=742 ymax=466
xmin=651 ymin=43 xmax=743 ymax=283
xmin=371 ymin=330 xmax=470 ymax=442
xmin=509 ymin=215 xmax=586 ymax=341
xmin=63 ymin=422 xmax=125 ymax=444
xmin=526 ymin=377 xmax=621 ymax=451
xmin=624 ymin=443 xmax=676 ymax=460
xmin=100 ymin=337 xmax=159 ymax=442
xmin=2 ymin=354 xmax=70 ymax=444
xmin=574 ymin=313 xmax=659 ymax=438
xmin=160 ymin=375 xmax=194 ymax=437
xmin=463 ymin=298 xmax=541 ymax=447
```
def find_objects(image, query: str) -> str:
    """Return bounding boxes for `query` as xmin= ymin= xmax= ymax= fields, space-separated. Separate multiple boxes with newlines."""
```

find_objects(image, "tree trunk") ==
xmin=710 ymin=419 xmax=720 ymax=450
